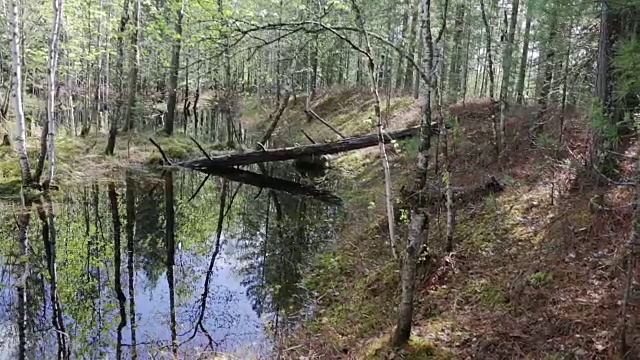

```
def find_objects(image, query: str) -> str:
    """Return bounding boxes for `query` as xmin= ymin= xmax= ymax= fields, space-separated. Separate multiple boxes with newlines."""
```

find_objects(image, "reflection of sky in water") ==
xmin=121 ymin=235 xmax=270 ymax=358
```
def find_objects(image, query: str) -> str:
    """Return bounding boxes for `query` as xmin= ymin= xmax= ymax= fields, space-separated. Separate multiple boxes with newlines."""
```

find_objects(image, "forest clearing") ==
xmin=0 ymin=0 xmax=638 ymax=359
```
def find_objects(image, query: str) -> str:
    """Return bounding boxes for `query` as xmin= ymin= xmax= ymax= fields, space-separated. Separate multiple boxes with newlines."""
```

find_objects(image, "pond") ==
xmin=0 ymin=165 xmax=343 ymax=359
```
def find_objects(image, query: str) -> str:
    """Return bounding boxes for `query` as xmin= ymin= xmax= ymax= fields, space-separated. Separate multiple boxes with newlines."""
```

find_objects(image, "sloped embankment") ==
xmin=266 ymin=90 xmax=637 ymax=359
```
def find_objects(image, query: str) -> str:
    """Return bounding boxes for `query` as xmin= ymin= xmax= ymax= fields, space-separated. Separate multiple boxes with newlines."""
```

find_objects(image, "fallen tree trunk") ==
xmin=171 ymin=125 xmax=434 ymax=169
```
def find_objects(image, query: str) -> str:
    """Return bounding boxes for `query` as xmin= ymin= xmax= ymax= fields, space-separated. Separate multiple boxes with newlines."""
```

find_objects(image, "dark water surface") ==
xmin=0 ymin=167 xmax=341 ymax=359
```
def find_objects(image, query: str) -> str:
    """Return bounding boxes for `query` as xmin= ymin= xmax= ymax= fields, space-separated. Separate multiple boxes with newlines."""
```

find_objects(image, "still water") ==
xmin=0 ymin=167 xmax=341 ymax=359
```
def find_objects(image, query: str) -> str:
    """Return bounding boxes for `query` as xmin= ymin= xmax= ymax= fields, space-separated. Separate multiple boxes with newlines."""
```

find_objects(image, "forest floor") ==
xmin=266 ymin=89 xmax=639 ymax=359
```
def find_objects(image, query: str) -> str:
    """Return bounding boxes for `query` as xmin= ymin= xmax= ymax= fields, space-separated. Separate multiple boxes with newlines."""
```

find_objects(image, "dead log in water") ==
xmin=173 ymin=124 xmax=434 ymax=170
xmin=201 ymin=165 xmax=342 ymax=204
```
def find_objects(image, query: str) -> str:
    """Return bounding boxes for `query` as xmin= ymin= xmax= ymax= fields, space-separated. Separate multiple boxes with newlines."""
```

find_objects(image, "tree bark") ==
xmin=403 ymin=1 xmax=419 ymax=94
xmin=446 ymin=3 xmax=465 ymax=104
xmin=395 ymin=0 xmax=412 ymax=90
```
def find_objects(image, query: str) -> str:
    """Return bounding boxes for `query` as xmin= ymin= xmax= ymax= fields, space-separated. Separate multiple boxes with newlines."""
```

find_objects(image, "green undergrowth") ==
xmin=0 ymin=131 xmax=223 ymax=198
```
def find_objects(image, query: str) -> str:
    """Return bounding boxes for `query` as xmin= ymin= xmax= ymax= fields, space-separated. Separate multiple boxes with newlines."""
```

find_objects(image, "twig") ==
xmin=190 ymin=136 xmax=212 ymax=161
xmin=188 ymin=174 xmax=210 ymax=203
xmin=149 ymin=138 xmax=172 ymax=165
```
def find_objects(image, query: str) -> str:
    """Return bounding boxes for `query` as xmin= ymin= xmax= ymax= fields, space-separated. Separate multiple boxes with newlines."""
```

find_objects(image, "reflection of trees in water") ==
xmin=234 ymin=163 xmax=341 ymax=323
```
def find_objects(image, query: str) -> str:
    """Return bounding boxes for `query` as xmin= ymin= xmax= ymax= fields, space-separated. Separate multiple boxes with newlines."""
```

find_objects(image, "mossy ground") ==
xmin=273 ymin=92 xmax=638 ymax=359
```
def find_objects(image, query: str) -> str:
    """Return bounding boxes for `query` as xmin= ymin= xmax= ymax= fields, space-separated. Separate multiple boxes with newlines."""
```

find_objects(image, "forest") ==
xmin=0 ymin=0 xmax=639 ymax=358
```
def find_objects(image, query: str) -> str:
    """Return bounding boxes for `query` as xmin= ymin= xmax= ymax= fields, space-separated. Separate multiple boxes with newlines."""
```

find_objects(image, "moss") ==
xmin=0 ymin=178 xmax=23 ymax=199
xmin=529 ymin=271 xmax=553 ymax=288
xmin=361 ymin=335 xmax=452 ymax=360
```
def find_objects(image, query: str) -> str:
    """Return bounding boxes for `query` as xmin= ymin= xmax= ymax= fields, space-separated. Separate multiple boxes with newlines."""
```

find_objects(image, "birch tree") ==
xmin=9 ymin=0 xmax=32 ymax=187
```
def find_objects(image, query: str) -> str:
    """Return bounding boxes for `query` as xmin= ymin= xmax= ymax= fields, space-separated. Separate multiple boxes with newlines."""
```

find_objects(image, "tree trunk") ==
xmin=164 ymin=0 xmax=184 ymax=136
xmin=559 ymin=23 xmax=572 ymax=144
xmin=172 ymin=125 xmax=434 ymax=169
xmin=9 ymin=0 xmax=32 ymax=187
xmin=498 ymin=0 xmax=519 ymax=152
xmin=412 ymin=25 xmax=424 ymax=99
xmin=515 ymin=3 xmax=532 ymax=104
xmin=393 ymin=0 xmax=433 ymax=347
xmin=461 ymin=12 xmax=472 ymax=104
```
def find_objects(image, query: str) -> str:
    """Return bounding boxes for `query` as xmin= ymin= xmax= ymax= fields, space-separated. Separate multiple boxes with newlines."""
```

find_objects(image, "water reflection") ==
xmin=0 ymin=165 xmax=341 ymax=359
